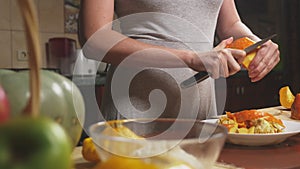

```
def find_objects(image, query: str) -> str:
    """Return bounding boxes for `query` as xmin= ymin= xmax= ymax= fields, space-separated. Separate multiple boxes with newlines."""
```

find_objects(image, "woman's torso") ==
xmin=101 ymin=0 xmax=223 ymax=120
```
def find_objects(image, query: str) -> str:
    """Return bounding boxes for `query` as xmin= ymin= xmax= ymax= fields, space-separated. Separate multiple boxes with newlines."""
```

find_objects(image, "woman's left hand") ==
xmin=247 ymin=40 xmax=280 ymax=82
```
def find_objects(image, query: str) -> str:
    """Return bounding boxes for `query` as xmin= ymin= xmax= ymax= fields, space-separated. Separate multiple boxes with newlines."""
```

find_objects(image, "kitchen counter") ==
xmin=71 ymin=73 xmax=106 ymax=87
xmin=217 ymin=106 xmax=300 ymax=169
xmin=72 ymin=146 xmax=243 ymax=169
xmin=72 ymin=106 xmax=300 ymax=169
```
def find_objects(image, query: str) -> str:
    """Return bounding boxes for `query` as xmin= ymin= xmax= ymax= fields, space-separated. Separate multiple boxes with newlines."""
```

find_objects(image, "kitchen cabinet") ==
xmin=223 ymin=71 xmax=283 ymax=112
xmin=281 ymin=1 xmax=300 ymax=93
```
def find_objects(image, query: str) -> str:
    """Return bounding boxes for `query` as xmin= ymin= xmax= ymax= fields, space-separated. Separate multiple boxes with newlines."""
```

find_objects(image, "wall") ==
xmin=0 ymin=0 xmax=80 ymax=69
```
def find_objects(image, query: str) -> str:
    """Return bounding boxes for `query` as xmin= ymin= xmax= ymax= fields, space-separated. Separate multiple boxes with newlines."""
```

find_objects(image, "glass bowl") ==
xmin=89 ymin=118 xmax=227 ymax=169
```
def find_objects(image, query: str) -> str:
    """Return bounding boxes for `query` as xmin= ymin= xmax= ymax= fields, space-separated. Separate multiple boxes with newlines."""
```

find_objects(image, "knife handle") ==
xmin=180 ymin=71 xmax=209 ymax=89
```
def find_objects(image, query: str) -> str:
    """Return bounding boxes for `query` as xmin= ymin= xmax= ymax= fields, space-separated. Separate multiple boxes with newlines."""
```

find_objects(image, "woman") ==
xmin=78 ymin=0 xmax=280 ymax=120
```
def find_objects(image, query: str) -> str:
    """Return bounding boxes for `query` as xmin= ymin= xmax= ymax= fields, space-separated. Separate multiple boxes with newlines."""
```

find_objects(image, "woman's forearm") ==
xmin=219 ymin=21 xmax=260 ymax=41
xmin=82 ymin=29 xmax=198 ymax=69
xmin=216 ymin=0 xmax=260 ymax=42
xmin=78 ymin=0 xmax=197 ymax=69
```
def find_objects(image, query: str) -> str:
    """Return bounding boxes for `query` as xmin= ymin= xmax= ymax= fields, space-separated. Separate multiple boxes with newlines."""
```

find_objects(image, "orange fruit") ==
xmin=279 ymin=86 xmax=295 ymax=109
xmin=226 ymin=37 xmax=257 ymax=69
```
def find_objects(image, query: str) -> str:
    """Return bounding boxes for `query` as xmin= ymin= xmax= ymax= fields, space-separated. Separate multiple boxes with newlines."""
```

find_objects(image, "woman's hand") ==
xmin=191 ymin=37 xmax=246 ymax=79
xmin=247 ymin=40 xmax=280 ymax=82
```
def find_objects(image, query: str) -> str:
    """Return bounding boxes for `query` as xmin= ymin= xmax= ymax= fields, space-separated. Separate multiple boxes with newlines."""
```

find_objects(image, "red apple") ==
xmin=291 ymin=93 xmax=300 ymax=120
xmin=0 ymin=85 xmax=9 ymax=123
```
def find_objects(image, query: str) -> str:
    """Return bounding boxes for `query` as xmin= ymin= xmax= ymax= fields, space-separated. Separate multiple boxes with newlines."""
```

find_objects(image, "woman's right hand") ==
xmin=190 ymin=37 xmax=246 ymax=79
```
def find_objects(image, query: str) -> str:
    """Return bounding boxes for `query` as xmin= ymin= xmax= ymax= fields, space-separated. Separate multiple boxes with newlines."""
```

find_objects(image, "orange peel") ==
xmin=226 ymin=37 xmax=257 ymax=69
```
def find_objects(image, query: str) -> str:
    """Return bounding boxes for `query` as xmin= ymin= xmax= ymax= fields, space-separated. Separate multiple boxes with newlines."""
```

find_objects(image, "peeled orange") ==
xmin=226 ymin=37 xmax=257 ymax=69
xmin=279 ymin=86 xmax=295 ymax=109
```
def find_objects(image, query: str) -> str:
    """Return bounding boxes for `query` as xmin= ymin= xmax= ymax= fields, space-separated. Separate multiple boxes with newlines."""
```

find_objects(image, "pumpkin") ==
xmin=226 ymin=37 xmax=257 ymax=69
xmin=291 ymin=93 xmax=300 ymax=120
xmin=0 ymin=69 xmax=85 ymax=147
xmin=279 ymin=86 xmax=295 ymax=109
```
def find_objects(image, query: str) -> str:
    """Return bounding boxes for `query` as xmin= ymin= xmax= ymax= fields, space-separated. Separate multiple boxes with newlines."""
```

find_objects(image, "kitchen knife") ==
xmin=180 ymin=71 xmax=209 ymax=89
xmin=180 ymin=34 xmax=277 ymax=89
xmin=244 ymin=34 xmax=277 ymax=54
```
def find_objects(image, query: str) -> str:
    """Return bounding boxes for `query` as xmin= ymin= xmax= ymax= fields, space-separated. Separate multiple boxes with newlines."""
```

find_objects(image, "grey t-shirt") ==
xmin=101 ymin=0 xmax=223 ymax=120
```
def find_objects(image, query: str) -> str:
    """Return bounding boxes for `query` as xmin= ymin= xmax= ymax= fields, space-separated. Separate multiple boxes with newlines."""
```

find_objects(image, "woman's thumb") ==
xmin=217 ymin=37 xmax=233 ymax=49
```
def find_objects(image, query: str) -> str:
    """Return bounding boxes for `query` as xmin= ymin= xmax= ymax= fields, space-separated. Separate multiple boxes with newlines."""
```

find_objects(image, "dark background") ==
xmin=221 ymin=0 xmax=300 ymax=112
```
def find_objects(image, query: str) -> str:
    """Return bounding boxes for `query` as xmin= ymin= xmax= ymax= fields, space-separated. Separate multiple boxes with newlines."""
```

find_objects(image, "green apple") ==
xmin=0 ymin=69 xmax=85 ymax=147
xmin=0 ymin=117 xmax=73 ymax=169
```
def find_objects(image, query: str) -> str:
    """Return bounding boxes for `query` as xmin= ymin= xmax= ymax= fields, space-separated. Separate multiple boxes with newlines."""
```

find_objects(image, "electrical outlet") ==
xmin=17 ymin=50 xmax=29 ymax=61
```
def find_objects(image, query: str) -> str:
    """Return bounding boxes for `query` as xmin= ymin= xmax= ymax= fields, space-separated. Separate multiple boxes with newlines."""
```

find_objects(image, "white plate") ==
xmin=202 ymin=119 xmax=300 ymax=146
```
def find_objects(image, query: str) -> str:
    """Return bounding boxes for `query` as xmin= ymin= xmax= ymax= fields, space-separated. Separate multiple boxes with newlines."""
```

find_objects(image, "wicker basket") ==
xmin=17 ymin=0 xmax=42 ymax=117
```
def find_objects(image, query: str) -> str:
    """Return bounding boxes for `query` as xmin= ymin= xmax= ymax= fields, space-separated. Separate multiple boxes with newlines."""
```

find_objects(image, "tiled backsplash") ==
xmin=0 ymin=0 xmax=80 ymax=68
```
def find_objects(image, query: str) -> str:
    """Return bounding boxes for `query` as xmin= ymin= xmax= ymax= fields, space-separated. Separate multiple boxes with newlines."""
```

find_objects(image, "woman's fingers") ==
xmin=206 ymin=38 xmax=279 ymax=81
xmin=249 ymin=48 xmax=280 ymax=82
xmin=248 ymin=40 xmax=280 ymax=82
xmin=229 ymin=48 xmax=246 ymax=71
xmin=210 ymin=48 xmax=244 ymax=78
xmin=215 ymin=37 xmax=233 ymax=50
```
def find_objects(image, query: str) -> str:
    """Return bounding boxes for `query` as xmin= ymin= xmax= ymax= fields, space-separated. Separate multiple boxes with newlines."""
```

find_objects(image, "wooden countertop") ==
xmin=72 ymin=106 xmax=300 ymax=169
xmin=72 ymin=146 xmax=244 ymax=169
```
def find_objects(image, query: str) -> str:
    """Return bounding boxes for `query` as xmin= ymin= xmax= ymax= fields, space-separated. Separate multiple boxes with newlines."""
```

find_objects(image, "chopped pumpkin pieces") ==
xmin=218 ymin=110 xmax=285 ymax=134
xmin=279 ymin=86 xmax=295 ymax=109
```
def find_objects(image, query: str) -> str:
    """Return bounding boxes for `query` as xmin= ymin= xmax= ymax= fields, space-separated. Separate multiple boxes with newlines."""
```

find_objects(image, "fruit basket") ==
xmin=0 ymin=1 xmax=83 ymax=169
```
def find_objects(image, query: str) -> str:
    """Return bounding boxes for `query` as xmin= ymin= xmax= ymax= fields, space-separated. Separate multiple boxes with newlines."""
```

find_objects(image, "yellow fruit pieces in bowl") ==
xmin=82 ymin=122 xmax=143 ymax=163
xmin=82 ymin=137 xmax=100 ymax=162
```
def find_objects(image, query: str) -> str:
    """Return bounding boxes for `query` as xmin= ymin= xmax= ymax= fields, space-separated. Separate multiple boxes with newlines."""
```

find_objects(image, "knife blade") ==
xmin=180 ymin=34 xmax=277 ymax=89
xmin=244 ymin=34 xmax=277 ymax=54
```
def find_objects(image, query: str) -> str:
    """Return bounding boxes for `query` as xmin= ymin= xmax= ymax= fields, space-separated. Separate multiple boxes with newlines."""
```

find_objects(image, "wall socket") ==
xmin=17 ymin=50 xmax=29 ymax=61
